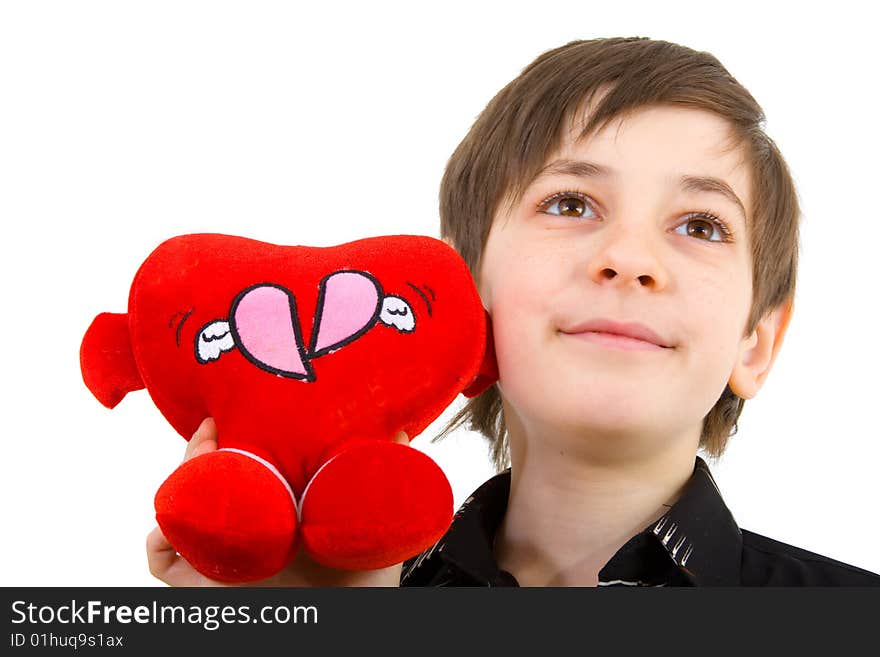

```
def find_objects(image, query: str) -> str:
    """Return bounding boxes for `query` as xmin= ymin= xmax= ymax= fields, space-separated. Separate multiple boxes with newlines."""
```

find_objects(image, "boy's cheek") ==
xmin=489 ymin=279 xmax=552 ymax=327
xmin=490 ymin=304 xmax=555 ymax=382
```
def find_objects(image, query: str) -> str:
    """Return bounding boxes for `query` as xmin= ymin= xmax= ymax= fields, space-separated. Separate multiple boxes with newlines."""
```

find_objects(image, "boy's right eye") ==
xmin=538 ymin=191 xmax=598 ymax=219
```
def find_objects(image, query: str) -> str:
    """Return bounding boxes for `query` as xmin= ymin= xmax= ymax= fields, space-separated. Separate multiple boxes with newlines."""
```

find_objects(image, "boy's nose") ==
xmin=585 ymin=223 xmax=669 ymax=291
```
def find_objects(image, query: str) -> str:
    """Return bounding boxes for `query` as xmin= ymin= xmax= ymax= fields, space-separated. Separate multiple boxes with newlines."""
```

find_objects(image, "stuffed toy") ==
xmin=80 ymin=233 xmax=497 ymax=582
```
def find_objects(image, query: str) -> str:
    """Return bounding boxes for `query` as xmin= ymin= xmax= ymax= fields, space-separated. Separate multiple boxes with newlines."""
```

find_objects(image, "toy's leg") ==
xmin=299 ymin=441 xmax=453 ymax=570
xmin=154 ymin=448 xmax=298 ymax=582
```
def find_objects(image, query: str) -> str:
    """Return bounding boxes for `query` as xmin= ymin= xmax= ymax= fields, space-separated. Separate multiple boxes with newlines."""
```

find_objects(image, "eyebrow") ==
xmin=534 ymin=158 xmax=747 ymax=221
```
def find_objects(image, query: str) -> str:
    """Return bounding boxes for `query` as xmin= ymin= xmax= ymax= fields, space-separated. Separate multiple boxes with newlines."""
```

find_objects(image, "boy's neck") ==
xmin=494 ymin=420 xmax=700 ymax=587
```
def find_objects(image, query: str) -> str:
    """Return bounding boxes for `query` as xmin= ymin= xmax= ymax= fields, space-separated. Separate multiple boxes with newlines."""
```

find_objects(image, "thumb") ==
xmin=392 ymin=430 xmax=409 ymax=446
xmin=183 ymin=417 xmax=218 ymax=462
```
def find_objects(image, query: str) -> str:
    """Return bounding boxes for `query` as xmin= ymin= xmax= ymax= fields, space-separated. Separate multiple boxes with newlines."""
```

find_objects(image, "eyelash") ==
xmin=537 ymin=190 xmax=735 ymax=243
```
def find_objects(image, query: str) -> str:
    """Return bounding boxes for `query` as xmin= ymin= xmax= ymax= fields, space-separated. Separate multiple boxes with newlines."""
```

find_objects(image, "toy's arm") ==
xmin=80 ymin=312 xmax=145 ymax=408
xmin=462 ymin=310 xmax=499 ymax=398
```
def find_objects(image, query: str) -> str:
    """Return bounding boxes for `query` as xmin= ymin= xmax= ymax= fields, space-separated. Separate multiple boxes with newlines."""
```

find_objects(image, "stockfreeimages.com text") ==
xmin=10 ymin=599 xmax=317 ymax=632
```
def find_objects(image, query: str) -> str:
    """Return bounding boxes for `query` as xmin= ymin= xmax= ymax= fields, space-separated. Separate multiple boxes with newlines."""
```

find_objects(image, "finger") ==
xmin=146 ymin=526 xmax=221 ymax=587
xmin=392 ymin=430 xmax=409 ymax=445
xmin=193 ymin=417 xmax=217 ymax=443
xmin=190 ymin=438 xmax=218 ymax=459
xmin=183 ymin=417 xmax=217 ymax=462
xmin=146 ymin=526 xmax=188 ymax=585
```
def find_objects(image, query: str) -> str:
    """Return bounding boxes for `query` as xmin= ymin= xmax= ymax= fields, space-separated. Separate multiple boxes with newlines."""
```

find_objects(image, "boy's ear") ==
xmin=728 ymin=298 xmax=794 ymax=400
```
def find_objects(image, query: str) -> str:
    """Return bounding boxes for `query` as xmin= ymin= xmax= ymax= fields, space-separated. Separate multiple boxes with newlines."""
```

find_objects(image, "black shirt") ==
xmin=400 ymin=456 xmax=880 ymax=586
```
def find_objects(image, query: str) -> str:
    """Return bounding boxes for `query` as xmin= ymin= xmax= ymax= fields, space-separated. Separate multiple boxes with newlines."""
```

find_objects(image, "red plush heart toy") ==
xmin=80 ymin=233 xmax=497 ymax=582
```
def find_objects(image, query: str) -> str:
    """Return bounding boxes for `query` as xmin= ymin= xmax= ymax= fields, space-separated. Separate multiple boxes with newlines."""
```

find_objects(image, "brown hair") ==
xmin=434 ymin=37 xmax=800 ymax=470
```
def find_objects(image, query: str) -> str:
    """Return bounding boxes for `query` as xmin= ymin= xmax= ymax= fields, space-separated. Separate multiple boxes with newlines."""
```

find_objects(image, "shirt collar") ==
xmin=431 ymin=470 xmax=513 ymax=585
xmin=648 ymin=455 xmax=743 ymax=586
xmin=428 ymin=455 xmax=743 ymax=586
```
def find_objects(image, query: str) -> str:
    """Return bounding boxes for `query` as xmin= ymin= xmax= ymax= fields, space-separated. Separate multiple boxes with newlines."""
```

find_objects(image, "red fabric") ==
xmin=300 ymin=441 xmax=453 ymax=570
xmin=80 ymin=312 xmax=145 ymax=408
xmin=461 ymin=311 xmax=498 ymax=398
xmin=80 ymin=233 xmax=497 ymax=581
xmin=154 ymin=449 xmax=299 ymax=582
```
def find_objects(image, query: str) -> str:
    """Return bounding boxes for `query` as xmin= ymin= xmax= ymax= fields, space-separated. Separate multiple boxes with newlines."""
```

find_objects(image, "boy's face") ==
xmin=478 ymin=105 xmax=760 ymax=454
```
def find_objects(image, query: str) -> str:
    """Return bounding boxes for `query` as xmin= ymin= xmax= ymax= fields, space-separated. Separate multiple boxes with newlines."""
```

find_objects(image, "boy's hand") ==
xmin=146 ymin=418 xmax=406 ymax=587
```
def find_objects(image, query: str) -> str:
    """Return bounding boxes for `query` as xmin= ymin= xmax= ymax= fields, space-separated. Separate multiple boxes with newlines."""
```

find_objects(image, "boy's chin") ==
xmin=532 ymin=397 xmax=657 ymax=432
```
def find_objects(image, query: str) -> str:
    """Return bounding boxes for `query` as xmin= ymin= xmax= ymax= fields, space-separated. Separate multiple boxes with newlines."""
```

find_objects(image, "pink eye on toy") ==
xmin=310 ymin=271 xmax=383 ymax=356
xmin=230 ymin=284 xmax=312 ymax=380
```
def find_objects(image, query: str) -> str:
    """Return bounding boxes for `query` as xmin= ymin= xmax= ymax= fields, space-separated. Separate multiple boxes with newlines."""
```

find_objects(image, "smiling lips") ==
xmin=560 ymin=319 xmax=673 ymax=351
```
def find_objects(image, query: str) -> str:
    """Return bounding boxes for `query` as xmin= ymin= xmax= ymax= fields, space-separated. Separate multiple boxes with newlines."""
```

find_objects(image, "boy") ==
xmin=147 ymin=37 xmax=880 ymax=586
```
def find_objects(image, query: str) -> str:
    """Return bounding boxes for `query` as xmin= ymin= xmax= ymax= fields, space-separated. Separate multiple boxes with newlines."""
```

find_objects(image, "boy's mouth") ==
xmin=560 ymin=318 xmax=674 ymax=349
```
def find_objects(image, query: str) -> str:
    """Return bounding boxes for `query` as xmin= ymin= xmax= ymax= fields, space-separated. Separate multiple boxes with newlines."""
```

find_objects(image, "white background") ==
xmin=1 ymin=1 xmax=877 ymax=586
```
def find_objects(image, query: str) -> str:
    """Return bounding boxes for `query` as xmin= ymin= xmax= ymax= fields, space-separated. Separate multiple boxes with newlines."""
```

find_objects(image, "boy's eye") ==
xmin=673 ymin=213 xmax=732 ymax=243
xmin=538 ymin=192 xmax=597 ymax=219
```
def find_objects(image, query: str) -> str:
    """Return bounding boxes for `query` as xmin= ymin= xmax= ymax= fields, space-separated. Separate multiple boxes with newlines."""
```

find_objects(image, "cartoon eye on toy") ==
xmin=379 ymin=295 xmax=415 ymax=333
xmin=196 ymin=320 xmax=235 ymax=363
